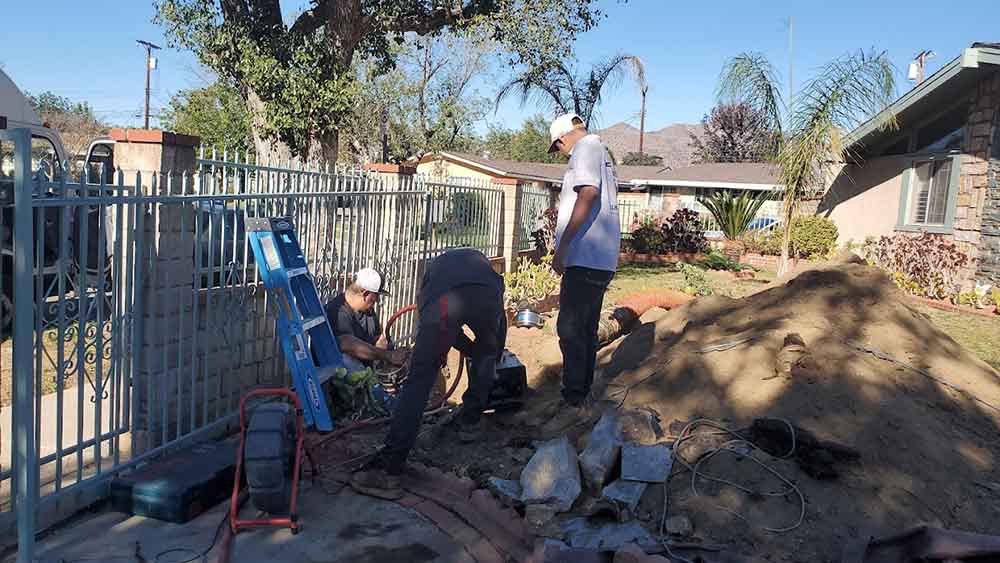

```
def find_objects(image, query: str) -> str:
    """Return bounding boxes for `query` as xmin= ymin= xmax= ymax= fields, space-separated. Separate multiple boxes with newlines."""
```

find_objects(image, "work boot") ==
xmin=452 ymin=407 xmax=484 ymax=443
xmin=350 ymin=468 xmax=403 ymax=500
xmin=539 ymin=396 xmax=601 ymax=437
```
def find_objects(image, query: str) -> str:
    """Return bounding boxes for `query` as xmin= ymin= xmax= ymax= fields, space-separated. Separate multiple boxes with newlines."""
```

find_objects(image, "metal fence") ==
xmin=0 ymin=130 xmax=506 ymax=560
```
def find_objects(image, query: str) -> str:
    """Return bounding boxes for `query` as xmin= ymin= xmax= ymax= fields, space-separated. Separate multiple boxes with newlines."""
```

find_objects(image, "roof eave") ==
xmin=844 ymin=47 xmax=998 ymax=150
xmin=630 ymin=179 xmax=782 ymax=191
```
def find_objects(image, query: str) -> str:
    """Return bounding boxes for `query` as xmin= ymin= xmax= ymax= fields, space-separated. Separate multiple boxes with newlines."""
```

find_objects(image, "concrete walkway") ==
xmin=7 ymin=482 xmax=472 ymax=563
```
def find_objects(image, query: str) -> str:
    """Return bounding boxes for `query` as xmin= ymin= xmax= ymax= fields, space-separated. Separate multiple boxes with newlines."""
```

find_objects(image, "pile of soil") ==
xmin=407 ymin=256 xmax=1000 ymax=562
xmin=588 ymin=256 xmax=1000 ymax=561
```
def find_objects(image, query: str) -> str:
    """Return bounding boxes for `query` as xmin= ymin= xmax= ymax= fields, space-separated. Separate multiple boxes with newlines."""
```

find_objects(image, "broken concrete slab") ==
xmin=618 ymin=408 xmax=663 ymax=445
xmin=579 ymin=410 xmax=624 ymax=492
xmin=521 ymin=437 xmax=582 ymax=512
xmin=621 ymin=443 xmax=672 ymax=483
xmin=562 ymin=517 xmax=657 ymax=552
xmin=602 ymin=480 xmax=647 ymax=512
xmin=487 ymin=477 xmax=524 ymax=508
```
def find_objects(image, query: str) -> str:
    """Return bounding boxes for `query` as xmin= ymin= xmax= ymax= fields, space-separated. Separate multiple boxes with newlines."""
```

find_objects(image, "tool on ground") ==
xmin=466 ymin=350 xmax=527 ymax=410
xmin=230 ymin=387 xmax=316 ymax=536
xmin=246 ymin=217 xmax=343 ymax=432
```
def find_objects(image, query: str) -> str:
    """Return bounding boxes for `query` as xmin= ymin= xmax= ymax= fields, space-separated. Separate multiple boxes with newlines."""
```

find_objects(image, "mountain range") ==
xmin=596 ymin=122 xmax=703 ymax=169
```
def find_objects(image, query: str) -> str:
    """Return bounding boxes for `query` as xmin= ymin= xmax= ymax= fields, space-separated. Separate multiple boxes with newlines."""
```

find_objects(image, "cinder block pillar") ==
xmin=497 ymin=178 xmax=521 ymax=273
xmin=110 ymin=129 xmax=200 ymax=453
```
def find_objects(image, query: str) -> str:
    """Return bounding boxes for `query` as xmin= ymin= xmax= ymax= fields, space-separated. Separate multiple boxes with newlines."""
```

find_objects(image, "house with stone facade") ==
xmin=819 ymin=42 xmax=1000 ymax=286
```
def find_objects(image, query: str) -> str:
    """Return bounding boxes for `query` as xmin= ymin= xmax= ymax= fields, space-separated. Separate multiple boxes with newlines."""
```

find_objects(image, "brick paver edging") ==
xmin=396 ymin=463 xmax=533 ymax=563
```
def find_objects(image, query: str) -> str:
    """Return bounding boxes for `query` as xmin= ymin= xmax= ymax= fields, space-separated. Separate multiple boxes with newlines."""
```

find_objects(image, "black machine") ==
xmin=467 ymin=350 xmax=527 ymax=410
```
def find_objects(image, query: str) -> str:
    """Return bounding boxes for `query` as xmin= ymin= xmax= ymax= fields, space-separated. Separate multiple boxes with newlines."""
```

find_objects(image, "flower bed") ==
xmin=908 ymin=295 xmax=998 ymax=318
xmin=619 ymin=251 xmax=709 ymax=266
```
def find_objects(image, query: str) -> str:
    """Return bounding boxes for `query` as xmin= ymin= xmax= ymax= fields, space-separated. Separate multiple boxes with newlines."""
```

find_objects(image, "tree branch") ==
xmin=290 ymin=1 xmax=328 ymax=36
xmin=394 ymin=0 xmax=495 ymax=35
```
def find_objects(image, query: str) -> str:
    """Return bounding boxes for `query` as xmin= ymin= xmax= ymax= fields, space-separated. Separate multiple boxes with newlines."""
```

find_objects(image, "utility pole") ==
xmin=908 ymin=50 xmax=936 ymax=85
xmin=136 ymin=40 xmax=161 ymax=129
xmin=787 ymin=16 xmax=794 ymax=114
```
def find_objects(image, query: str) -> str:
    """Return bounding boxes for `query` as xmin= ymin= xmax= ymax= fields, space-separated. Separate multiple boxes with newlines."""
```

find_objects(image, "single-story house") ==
xmin=819 ymin=42 xmax=1000 ymax=285
xmin=416 ymin=152 xmax=783 ymax=230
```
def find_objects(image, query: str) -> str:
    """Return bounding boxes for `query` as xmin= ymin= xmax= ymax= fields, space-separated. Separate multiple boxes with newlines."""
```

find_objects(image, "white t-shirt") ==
xmin=553 ymin=134 xmax=621 ymax=272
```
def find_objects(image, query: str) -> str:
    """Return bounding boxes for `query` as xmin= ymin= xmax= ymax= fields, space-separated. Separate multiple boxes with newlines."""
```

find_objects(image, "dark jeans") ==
xmin=381 ymin=284 xmax=504 ymax=474
xmin=557 ymin=266 xmax=614 ymax=405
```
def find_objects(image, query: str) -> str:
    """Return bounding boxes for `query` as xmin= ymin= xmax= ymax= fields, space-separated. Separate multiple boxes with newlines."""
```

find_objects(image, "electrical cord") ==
xmin=666 ymin=418 xmax=805 ymax=535
xmin=151 ymin=506 xmax=230 ymax=563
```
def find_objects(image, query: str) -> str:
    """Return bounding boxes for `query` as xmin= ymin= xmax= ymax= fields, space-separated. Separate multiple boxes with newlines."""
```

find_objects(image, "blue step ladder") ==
xmin=246 ymin=217 xmax=341 ymax=432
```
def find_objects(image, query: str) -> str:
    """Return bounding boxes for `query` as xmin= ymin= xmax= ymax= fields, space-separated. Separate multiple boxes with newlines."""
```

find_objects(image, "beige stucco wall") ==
xmin=818 ymin=156 xmax=908 ymax=245
xmin=416 ymin=159 xmax=499 ymax=182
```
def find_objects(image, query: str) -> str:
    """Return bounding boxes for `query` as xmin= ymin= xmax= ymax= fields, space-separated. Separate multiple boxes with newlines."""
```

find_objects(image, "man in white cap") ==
xmin=324 ymin=267 xmax=406 ymax=371
xmin=546 ymin=113 xmax=621 ymax=421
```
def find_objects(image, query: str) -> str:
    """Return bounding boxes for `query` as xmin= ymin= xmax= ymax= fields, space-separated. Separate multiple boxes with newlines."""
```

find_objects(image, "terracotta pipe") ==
xmin=597 ymin=289 xmax=693 ymax=345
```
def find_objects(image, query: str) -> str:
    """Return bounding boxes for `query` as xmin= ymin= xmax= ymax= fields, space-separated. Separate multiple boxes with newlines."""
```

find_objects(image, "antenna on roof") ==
xmin=907 ymin=50 xmax=936 ymax=85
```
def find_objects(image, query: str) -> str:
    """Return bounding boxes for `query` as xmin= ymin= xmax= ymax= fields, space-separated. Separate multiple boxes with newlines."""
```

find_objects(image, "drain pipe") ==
xmin=597 ymin=289 xmax=693 ymax=345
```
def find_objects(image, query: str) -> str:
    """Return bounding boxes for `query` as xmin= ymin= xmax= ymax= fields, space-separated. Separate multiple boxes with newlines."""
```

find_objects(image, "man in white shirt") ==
xmin=548 ymin=113 xmax=621 ymax=411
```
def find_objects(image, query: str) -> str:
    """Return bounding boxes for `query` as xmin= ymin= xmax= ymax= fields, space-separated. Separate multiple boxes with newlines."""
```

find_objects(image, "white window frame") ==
xmin=895 ymin=153 xmax=962 ymax=234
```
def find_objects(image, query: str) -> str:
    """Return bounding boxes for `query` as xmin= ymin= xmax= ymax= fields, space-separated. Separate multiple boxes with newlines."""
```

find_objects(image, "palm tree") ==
xmin=718 ymin=50 xmax=897 ymax=274
xmin=496 ymin=54 xmax=646 ymax=128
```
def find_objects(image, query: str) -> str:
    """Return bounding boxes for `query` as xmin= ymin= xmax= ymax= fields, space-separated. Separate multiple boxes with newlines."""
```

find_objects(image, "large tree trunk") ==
xmin=247 ymin=89 xmax=339 ymax=167
xmin=247 ymin=90 xmax=293 ymax=166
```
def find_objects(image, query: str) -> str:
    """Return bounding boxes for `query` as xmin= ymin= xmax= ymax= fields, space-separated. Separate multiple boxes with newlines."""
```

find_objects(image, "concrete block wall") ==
xmin=114 ymin=130 xmax=278 ymax=453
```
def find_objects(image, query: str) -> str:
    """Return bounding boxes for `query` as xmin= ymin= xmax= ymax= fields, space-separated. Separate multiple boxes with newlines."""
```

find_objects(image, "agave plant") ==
xmin=698 ymin=190 xmax=773 ymax=241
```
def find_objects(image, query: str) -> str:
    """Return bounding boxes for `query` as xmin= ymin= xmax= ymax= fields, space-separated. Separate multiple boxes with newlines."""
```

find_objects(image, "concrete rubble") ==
xmin=487 ymin=477 xmax=524 ymax=507
xmin=601 ymin=479 xmax=647 ymax=512
xmin=521 ymin=437 xmax=582 ymax=512
xmin=578 ymin=410 xmax=624 ymax=491
xmin=561 ymin=517 xmax=657 ymax=551
xmin=620 ymin=443 xmax=672 ymax=483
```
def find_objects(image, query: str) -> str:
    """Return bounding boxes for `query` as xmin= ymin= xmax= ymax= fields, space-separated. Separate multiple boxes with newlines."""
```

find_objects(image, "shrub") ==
xmin=662 ymin=208 xmax=709 ymax=254
xmin=743 ymin=229 xmax=783 ymax=256
xmin=627 ymin=216 xmax=667 ymax=254
xmin=503 ymin=255 xmax=561 ymax=310
xmin=448 ymin=192 xmax=486 ymax=226
xmin=742 ymin=216 xmax=838 ymax=259
xmin=704 ymin=250 xmax=742 ymax=271
xmin=861 ymin=233 xmax=969 ymax=299
xmin=677 ymin=263 xmax=713 ymax=296
xmin=789 ymin=216 xmax=838 ymax=259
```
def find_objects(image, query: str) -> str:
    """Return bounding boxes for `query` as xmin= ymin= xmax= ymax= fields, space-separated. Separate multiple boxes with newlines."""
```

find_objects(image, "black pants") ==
xmin=381 ymin=284 xmax=504 ymax=474
xmin=557 ymin=266 xmax=614 ymax=405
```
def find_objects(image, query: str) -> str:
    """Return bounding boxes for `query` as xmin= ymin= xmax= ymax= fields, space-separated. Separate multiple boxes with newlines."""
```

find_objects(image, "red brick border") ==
xmin=397 ymin=464 xmax=533 ymax=562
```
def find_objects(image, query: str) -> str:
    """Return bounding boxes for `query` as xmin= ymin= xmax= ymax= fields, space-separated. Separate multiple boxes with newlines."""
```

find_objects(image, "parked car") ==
xmin=1 ymin=69 xmax=112 ymax=340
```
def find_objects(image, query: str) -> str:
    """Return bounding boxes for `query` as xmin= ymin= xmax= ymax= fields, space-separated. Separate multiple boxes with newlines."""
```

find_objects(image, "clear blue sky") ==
xmin=1 ymin=0 xmax=996 ymax=132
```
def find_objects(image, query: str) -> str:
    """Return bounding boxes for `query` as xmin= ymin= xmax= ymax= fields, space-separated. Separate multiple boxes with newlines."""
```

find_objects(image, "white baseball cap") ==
xmin=355 ymin=268 xmax=390 ymax=295
xmin=548 ymin=112 xmax=586 ymax=153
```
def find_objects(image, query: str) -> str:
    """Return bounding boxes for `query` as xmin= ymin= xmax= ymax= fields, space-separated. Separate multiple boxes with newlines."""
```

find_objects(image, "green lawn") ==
xmin=607 ymin=263 xmax=1000 ymax=371
xmin=917 ymin=305 xmax=1000 ymax=371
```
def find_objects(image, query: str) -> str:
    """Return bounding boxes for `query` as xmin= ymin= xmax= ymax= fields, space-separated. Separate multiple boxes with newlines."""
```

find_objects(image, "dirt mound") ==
xmin=599 ymin=260 xmax=1000 ymax=561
